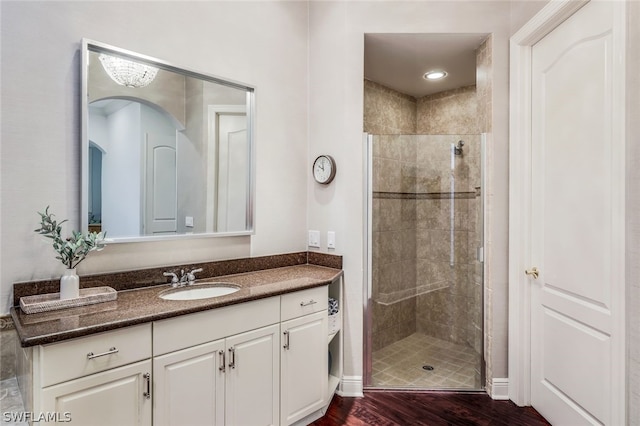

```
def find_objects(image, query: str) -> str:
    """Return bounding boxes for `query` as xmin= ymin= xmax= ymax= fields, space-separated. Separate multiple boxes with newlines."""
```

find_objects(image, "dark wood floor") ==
xmin=310 ymin=391 xmax=550 ymax=426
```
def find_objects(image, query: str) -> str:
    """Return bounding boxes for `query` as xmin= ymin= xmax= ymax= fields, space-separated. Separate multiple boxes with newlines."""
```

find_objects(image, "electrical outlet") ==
xmin=327 ymin=231 xmax=336 ymax=249
xmin=308 ymin=230 xmax=320 ymax=248
xmin=185 ymin=216 xmax=194 ymax=228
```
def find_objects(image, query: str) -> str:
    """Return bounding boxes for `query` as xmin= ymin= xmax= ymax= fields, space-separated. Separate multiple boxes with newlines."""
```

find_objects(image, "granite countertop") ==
xmin=10 ymin=264 xmax=343 ymax=347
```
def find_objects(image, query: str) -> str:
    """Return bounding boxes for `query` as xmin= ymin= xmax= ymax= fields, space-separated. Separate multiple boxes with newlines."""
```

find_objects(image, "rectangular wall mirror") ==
xmin=81 ymin=39 xmax=255 ymax=242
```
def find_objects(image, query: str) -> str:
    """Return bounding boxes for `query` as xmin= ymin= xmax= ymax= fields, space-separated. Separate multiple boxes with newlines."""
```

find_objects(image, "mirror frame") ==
xmin=81 ymin=39 xmax=256 ymax=243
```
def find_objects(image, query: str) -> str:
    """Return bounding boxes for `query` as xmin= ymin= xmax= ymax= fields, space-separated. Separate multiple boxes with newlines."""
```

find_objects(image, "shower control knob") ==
xmin=525 ymin=267 xmax=539 ymax=280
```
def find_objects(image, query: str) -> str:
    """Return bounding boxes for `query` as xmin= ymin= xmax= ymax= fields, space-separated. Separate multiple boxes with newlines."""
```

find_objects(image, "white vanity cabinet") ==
xmin=280 ymin=286 xmax=328 ymax=425
xmin=224 ymin=324 xmax=280 ymax=426
xmin=40 ymin=360 xmax=152 ymax=426
xmin=153 ymin=340 xmax=225 ymax=426
xmin=152 ymin=296 xmax=281 ymax=426
xmin=153 ymin=325 xmax=280 ymax=426
xmin=26 ymin=323 xmax=152 ymax=426
xmin=19 ymin=281 xmax=341 ymax=426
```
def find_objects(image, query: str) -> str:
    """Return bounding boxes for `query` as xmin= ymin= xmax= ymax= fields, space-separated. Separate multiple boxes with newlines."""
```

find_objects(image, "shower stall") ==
xmin=364 ymin=133 xmax=485 ymax=390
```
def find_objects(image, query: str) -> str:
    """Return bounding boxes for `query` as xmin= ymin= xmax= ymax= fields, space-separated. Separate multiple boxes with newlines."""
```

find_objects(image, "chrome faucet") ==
xmin=163 ymin=272 xmax=180 ymax=287
xmin=186 ymin=268 xmax=203 ymax=284
xmin=164 ymin=268 xmax=203 ymax=287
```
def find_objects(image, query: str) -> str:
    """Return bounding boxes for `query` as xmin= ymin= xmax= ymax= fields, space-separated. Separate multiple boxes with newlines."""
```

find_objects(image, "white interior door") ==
xmin=144 ymin=132 xmax=177 ymax=235
xmin=216 ymin=114 xmax=247 ymax=232
xmin=529 ymin=1 xmax=624 ymax=424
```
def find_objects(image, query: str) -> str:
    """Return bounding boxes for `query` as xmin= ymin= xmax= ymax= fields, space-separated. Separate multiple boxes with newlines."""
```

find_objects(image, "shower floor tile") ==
xmin=371 ymin=333 xmax=481 ymax=389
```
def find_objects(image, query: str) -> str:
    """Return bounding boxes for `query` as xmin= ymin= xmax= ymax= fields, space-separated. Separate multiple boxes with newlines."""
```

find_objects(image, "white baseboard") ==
xmin=337 ymin=375 xmax=364 ymax=397
xmin=336 ymin=375 xmax=505 ymax=400
xmin=490 ymin=378 xmax=509 ymax=400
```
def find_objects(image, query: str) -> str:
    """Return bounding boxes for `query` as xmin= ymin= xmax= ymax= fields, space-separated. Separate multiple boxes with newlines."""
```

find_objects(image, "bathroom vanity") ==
xmin=9 ymin=39 xmax=344 ymax=425
xmin=11 ymin=257 xmax=343 ymax=426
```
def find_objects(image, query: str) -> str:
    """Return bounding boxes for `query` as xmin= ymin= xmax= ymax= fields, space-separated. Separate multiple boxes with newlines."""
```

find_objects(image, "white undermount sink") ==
xmin=160 ymin=283 xmax=240 ymax=301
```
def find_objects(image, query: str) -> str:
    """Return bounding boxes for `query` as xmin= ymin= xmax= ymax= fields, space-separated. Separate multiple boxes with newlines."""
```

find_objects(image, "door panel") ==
xmin=153 ymin=340 xmax=225 ymax=426
xmin=41 ymin=360 xmax=151 ymax=426
xmin=281 ymin=311 xmax=328 ymax=425
xmin=542 ymin=309 xmax=609 ymax=422
xmin=541 ymin=32 xmax=611 ymax=307
xmin=530 ymin=1 xmax=621 ymax=424
xmin=225 ymin=324 xmax=279 ymax=426
xmin=144 ymin=132 xmax=177 ymax=235
xmin=216 ymin=114 xmax=247 ymax=232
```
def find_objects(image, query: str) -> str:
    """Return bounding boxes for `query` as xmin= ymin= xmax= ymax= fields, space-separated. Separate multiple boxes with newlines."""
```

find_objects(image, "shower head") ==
xmin=454 ymin=140 xmax=464 ymax=156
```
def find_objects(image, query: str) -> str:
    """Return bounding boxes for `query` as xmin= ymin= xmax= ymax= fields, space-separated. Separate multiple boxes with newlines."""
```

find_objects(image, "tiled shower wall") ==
xmin=364 ymin=80 xmax=416 ymax=135
xmin=371 ymin=135 xmax=418 ymax=350
xmin=416 ymin=85 xmax=479 ymax=135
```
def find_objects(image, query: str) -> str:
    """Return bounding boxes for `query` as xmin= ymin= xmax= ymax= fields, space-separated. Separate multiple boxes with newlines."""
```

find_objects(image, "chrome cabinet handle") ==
xmin=300 ymin=299 xmax=317 ymax=307
xmin=143 ymin=373 xmax=151 ymax=399
xmin=228 ymin=347 xmax=236 ymax=369
xmin=87 ymin=347 xmax=118 ymax=360
xmin=283 ymin=331 xmax=290 ymax=350
xmin=219 ymin=350 xmax=226 ymax=372
xmin=525 ymin=267 xmax=540 ymax=279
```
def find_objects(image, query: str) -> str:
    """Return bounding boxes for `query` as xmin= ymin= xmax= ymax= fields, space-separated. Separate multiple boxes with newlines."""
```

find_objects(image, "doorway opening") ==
xmin=363 ymin=33 xmax=491 ymax=390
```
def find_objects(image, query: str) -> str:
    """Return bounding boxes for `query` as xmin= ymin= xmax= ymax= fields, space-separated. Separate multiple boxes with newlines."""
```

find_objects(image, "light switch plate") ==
xmin=327 ymin=231 xmax=336 ymax=249
xmin=308 ymin=230 xmax=320 ymax=248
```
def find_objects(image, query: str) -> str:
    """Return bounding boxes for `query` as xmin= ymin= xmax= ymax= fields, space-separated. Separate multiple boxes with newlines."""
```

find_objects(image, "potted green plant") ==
xmin=35 ymin=206 xmax=106 ymax=300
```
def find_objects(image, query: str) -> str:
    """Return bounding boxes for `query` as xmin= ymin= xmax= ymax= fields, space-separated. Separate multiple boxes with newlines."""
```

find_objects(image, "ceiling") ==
xmin=364 ymin=33 xmax=489 ymax=98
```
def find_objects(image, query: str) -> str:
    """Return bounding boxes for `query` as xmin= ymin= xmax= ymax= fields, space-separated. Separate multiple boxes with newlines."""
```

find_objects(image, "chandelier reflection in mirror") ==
xmin=98 ymin=54 xmax=158 ymax=88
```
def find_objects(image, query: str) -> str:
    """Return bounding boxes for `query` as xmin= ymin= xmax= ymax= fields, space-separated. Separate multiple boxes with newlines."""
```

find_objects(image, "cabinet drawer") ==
xmin=39 ymin=323 xmax=151 ymax=387
xmin=153 ymin=296 xmax=280 ymax=356
xmin=281 ymin=286 xmax=328 ymax=321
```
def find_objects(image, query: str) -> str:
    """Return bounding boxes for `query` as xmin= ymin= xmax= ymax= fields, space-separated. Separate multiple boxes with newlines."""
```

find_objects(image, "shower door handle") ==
xmin=525 ymin=267 xmax=539 ymax=280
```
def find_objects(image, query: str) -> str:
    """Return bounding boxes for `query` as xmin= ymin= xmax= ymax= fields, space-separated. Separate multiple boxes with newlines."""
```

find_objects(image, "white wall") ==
xmin=102 ymin=102 xmax=142 ymax=237
xmin=0 ymin=1 xmax=309 ymax=314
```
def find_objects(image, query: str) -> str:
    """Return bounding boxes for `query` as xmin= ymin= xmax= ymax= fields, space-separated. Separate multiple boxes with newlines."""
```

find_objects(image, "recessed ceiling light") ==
xmin=423 ymin=70 xmax=447 ymax=81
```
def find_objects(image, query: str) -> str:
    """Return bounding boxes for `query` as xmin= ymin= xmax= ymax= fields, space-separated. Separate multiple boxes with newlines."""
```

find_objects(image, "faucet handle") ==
xmin=187 ymin=268 xmax=203 ymax=283
xmin=163 ymin=272 xmax=179 ymax=285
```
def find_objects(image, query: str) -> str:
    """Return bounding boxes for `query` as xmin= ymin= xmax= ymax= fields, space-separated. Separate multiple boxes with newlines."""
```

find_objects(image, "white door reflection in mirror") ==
xmin=145 ymin=132 xmax=177 ymax=235
xmin=207 ymin=106 xmax=248 ymax=233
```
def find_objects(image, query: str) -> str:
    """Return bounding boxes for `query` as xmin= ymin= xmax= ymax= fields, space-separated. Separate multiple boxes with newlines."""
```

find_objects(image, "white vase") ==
xmin=60 ymin=268 xmax=80 ymax=300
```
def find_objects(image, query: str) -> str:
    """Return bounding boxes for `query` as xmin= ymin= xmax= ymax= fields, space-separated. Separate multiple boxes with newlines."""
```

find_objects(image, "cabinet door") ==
xmin=280 ymin=311 xmax=328 ymax=425
xmin=225 ymin=323 xmax=280 ymax=426
xmin=153 ymin=340 xmax=225 ymax=426
xmin=40 ymin=360 xmax=151 ymax=426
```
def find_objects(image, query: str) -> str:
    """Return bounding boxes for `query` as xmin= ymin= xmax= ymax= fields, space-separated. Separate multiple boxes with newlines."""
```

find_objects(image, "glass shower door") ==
xmin=365 ymin=133 xmax=484 ymax=390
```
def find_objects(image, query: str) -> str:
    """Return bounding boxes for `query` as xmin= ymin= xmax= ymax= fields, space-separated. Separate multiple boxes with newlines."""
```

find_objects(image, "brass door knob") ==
xmin=525 ymin=267 xmax=539 ymax=279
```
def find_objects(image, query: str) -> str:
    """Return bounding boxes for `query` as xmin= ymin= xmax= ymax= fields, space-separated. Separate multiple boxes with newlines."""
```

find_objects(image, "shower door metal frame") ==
xmin=363 ymin=133 xmax=374 ymax=387
xmin=362 ymin=132 xmax=487 ymax=390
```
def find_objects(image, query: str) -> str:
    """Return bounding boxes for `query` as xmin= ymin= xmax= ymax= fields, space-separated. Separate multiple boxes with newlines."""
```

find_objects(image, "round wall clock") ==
xmin=312 ymin=155 xmax=336 ymax=184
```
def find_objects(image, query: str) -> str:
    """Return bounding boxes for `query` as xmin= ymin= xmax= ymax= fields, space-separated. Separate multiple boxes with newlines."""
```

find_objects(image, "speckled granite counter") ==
xmin=11 ymin=263 xmax=342 ymax=347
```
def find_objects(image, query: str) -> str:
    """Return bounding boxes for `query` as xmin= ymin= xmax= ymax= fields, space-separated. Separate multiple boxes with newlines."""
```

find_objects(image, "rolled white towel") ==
xmin=328 ymin=298 xmax=339 ymax=315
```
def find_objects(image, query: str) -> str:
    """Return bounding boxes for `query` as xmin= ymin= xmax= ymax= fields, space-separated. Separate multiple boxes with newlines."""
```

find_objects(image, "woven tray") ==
xmin=20 ymin=287 xmax=117 ymax=314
